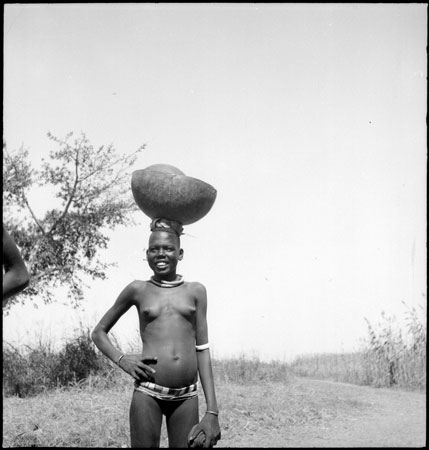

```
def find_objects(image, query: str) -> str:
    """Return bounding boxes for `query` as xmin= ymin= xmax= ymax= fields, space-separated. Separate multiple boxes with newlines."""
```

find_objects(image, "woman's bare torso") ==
xmin=135 ymin=281 xmax=198 ymax=388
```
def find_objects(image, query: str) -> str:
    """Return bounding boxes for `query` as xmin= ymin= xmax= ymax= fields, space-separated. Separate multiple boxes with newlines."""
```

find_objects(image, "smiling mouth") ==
xmin=155 ymin=261 xmax=168 ymax=268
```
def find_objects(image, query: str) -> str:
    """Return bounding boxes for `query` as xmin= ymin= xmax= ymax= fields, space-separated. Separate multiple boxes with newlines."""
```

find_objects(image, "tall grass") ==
xmin=3 ymin=329 xmax=291 ymax=399
xmin=290 ymin=302 xmax=426 ymax=390
xmin=213 ymin=355 xmax=290 ymax=384
xmin=2 ymin=328 xmax=111 ymax=397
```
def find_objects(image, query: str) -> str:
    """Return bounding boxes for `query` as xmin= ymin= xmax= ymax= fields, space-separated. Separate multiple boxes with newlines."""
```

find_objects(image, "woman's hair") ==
xmin=150 ymin=218 xmax=182 ymax=246
xmin=150 ymin=218 xmax=183 ymax=237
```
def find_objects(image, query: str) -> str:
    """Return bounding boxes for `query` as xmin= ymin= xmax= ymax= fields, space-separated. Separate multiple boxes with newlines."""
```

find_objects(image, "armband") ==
xmin=116 ymin=354 xmax=125 ymax=366
xmin=195 ymin=343 xmax=210 ymax=351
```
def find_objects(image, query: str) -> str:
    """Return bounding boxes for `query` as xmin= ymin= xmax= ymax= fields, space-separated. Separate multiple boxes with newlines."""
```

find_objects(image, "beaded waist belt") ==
xmin=134 ymin=380 xmax=198 ymax=401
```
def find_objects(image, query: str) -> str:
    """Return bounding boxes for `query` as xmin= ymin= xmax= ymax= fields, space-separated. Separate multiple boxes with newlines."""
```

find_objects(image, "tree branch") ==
xmin=78 ymin=151 xmax=138 ymax=183
xmin=28 ymin=266 xmax=60 ymax=283
xmin=23 ymin=196 xmax=46 ymax=236
xmin=48 ymin=142 xmax=81 ymax=235
xmin=5 ymin=149 xmax=46 ymax=236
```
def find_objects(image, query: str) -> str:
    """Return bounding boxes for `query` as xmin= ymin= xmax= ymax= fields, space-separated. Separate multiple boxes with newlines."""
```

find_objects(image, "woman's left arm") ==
xmin=188 ymin=283 xmax=221 ymax=448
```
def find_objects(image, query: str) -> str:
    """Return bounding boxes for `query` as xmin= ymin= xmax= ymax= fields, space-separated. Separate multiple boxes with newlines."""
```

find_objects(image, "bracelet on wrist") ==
xmin=116 ymin=354 xmax=125 ymax=366
xmin=206 ymin=410 xmax=219 ymax=416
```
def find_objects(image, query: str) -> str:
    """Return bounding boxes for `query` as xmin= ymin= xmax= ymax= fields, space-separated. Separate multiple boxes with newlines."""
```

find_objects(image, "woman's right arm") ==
xmin=91 ymin=282 xmax=136 ymax=363
xmin=91 ymin=281 xmax=157 ymax=381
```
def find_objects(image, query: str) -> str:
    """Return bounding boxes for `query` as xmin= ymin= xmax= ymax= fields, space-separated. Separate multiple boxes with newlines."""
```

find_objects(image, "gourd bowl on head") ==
xmin=131 ymin=164 xmax=217 ymax=226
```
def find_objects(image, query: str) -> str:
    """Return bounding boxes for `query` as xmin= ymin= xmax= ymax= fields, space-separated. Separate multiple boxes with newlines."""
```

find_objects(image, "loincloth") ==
xmin=134 ymin=380 xmax=199 ymax=401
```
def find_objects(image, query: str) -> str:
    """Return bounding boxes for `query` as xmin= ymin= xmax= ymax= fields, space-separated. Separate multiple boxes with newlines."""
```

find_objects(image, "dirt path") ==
xmin=221 ymin=378 xmax=426 ymax=448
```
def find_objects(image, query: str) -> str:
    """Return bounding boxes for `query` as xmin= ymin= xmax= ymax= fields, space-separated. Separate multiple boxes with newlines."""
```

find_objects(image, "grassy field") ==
xmin=3 ymin=365 xmax=375 ymax=448
xmin=3 ymin=355 xmax=426 ymax=447
xmin=3 ymin=302 xmax=425 ymax=447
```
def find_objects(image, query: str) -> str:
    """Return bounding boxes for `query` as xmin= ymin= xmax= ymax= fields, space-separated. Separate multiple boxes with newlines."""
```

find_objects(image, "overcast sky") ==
xmin=3 ymin=3 xmax=427 ymax=361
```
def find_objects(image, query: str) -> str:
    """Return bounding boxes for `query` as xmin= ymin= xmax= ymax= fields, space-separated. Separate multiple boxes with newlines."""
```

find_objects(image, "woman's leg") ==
xmin=129 ymin=390 xmax=163 ymax=448
xmin=165 ymin=396 xmax=199 ymax=448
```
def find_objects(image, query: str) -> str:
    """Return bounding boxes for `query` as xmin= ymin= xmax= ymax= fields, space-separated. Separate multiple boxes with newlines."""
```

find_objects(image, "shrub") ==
xmin=53 ymin=331 xmax=104 ymax=386
xmin=2 ymin=329 xmax=109 ymax=397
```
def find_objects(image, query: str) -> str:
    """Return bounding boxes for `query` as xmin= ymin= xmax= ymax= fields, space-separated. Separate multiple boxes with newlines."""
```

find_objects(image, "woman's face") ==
xmin=146 ymin=231 xmax=183 ymax=280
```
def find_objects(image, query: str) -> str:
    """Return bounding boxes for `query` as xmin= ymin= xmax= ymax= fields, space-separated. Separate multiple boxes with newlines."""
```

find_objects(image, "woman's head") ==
xmin=146 ymin=230 xmax=183 ymax=280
